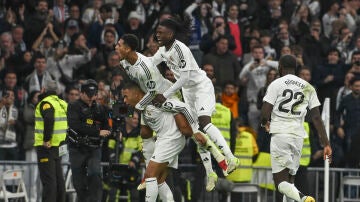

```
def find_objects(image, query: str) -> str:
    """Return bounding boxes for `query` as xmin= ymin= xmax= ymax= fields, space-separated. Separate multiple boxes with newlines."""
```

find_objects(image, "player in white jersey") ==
xmin=260 ymin=55 xmax=332 ymax=202
xmin=150 ymin=17 xmax=240 ymax=176
xmin=115 ymin=34 xmax=227 ymax=191
xmin=122 ymin=81 xmax=184 ymax=202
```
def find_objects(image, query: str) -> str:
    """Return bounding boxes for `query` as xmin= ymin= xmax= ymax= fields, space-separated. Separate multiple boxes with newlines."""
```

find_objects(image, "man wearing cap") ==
xmin=67 ymin=79 xmax=111 ymax=202
xmin=63 ymin=18 xmax=80 ymax=46
xmin=34 ymin=79 xmax=67 ymax=202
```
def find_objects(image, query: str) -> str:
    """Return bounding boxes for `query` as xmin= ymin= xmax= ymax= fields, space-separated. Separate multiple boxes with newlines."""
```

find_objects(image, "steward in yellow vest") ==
xmin=34 ymin=79 xmax=67 ymax=202
xmin=227 ymin=126 xmax=259 ymax=182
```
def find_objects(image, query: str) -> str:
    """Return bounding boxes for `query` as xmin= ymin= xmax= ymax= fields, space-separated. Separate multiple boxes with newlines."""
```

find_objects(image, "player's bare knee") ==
xmin=193 ymin=132 xmax=206 ymax=145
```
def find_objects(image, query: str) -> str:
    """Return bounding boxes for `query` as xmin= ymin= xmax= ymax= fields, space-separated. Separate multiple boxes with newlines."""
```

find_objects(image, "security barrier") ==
xmin=1 ymin=161 xmax=359 ymax=202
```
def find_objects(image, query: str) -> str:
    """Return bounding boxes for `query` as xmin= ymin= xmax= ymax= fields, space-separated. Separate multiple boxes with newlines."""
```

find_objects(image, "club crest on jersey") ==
xmin=180 ymin=59 xmax=186 ymax=68
xmin=162 ymin=102 xmax=173 ymax=110
xmin=146 ymin=80 xmax=156 ymax=89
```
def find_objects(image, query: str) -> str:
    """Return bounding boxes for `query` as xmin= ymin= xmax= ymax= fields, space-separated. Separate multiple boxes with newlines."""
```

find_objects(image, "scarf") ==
xmin=221 ymin=93 xmax=239 ymax=118
xmin=0 ymin=105 xmax=18 ymax=143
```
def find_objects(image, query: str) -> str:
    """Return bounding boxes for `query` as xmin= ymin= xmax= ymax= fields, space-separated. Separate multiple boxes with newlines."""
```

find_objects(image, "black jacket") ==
xmin=67 ymin=99 xmax=110 ymax=139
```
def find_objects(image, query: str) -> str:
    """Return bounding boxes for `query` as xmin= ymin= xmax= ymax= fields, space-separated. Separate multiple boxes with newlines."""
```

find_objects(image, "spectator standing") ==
xmin=312 ymin=48 xmax=345 ymax=118
xmin=31 ymin=23 xmax=59 ymax=59
xmin=81 ymin=0 xmax=103 ymax=29
xmin=0 ymin=89 xmax=18 ymax=160
xmin=23 ymin=90 xmax=41 ymax=202
xmin=221 ymin=81 xmax=240 ymax=119
xmin=184 ymin=2 xmax=213 ymax=65
xmin=336 ymin=71 xmax=354 ymax=110
xmin=11 ymin=25 xmax=27 ymax=56
xmin=200 ymin=16 xmax=235 ymax=55
xmin=335 ymin=77 xmax=360 ymax=166
xmin=53 ymin=0 xmax=69 ymax=27
xmin=322 ymin=1 xmax=339 ymax=38
xmin=24 ymin=53 xmax=58 ymax=94
xmin=239 ymin=45 xmax=278 ymax=132
xmin=202 ymin=35 xmax=241 ymax=87
xmin=24 ymin=0 xmax=61 ymax=49
xmin=226 ymin=3 xmax=243 ymax=61
xmin=34 ymin=80 xmax=67 ymax=202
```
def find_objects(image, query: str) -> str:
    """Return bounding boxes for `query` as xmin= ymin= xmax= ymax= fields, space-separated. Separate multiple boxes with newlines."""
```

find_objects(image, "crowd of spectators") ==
xmin=0 ymin=0 xmax=360 ymax=169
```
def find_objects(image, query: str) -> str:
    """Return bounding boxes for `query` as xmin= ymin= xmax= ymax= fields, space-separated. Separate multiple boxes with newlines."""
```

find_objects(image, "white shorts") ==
xmin=270 ymin=134 xmax=303 ymax=175
xmin=182 ymin=79 xmax=216 ymax=117
xmin=150 ymin=135 xmax=185 ymax=169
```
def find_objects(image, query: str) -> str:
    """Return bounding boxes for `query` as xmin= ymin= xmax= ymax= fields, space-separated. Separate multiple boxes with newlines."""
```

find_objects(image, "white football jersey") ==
xmin=141 ymin=105 xmax=181 ymax=139
xmin=120 ymin=53 xmax=173 ymax=110
xmin=263 ymin=74 xmax=320 ymax=137
xmin=150 ymin=39 xmax=207 ymax=87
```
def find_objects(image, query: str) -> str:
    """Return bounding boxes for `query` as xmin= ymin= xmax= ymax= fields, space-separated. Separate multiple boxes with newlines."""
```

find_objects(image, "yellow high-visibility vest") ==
xmin=211 ymin=103 xmax=231 ymax=145
xmin=34 ymin=95 xmax=67 ymax=146
xmin=227 ymin=129 xmax=257 ymax=182
xmin=300 ymin=122 xmax=311 ymax=166
xmin=253 ymin=152 xmax=275 ymax=190
xmin=108 ymin=136 xmax=142 ymax=164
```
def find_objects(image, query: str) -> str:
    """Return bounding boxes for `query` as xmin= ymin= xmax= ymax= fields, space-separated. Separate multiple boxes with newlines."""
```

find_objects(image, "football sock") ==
xmin=198 ymin=146 xmax=214 ymax=176
xmin=142 ymin=138 xmax=155 ymax=166
xmin=192 ymin=133 xmax=226 ymax=168
xmin=145 ymin=178 xmax=158 ymax=202
xmin=278 ymin=182 xmax=301 ymax=202
xmin=158 ymin=182 xmax=174 ymax=202
xmin=203 ymin=123 xmax=235 ymax=159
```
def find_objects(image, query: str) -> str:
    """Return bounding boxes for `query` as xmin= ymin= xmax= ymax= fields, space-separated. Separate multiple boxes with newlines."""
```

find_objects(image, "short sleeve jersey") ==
xmin=151 ymin=40 xmax=207 ymax=87
xmin=120 ymin=53 xmax=173 ymax=109
xmin=263 ymin=74 xmax=321 ymax=137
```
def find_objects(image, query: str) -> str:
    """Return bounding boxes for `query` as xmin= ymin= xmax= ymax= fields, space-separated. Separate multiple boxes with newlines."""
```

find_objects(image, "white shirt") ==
xmin=239 ymin=60 xmax=278 ymax=102
xmin=120 ymin=53 xmax=173 ymax=110
xmin=150 ymin=40 xmax=208 ymax=98
xmin=263 ymin=74 xmax=320 ymax=137
xmin=141 ymin=105 xmax=181 ymax=140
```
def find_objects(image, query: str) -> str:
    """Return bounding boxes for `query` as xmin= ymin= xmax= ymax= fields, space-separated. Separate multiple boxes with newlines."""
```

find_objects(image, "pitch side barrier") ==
xmin=1 ymin=161 xmax=359 ymax=202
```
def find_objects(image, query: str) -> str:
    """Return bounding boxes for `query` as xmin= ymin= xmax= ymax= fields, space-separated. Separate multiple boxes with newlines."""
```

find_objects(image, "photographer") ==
xmin=106 ymin=111 xmax=142 ymax=201
xmin=67 ymin=79 xmax=111 ymax=202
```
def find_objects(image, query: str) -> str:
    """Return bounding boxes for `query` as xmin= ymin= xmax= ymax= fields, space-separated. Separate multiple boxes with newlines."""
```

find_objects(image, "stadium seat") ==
xmin=340 ymin=175 xmax=360 ymax=202
xmin=0 ymin=169 xmax=28 ymax=202
xmin=226 ymin=183 xmax=261 ymax=202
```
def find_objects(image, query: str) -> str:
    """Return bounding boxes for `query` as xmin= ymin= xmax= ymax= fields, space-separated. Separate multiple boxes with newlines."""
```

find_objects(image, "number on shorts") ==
xmin=278 ymin=89 xmax=304 ymax=115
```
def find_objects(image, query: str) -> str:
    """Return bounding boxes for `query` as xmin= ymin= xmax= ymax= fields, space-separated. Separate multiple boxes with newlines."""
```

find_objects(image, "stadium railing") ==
xmin=0 ymin=161 xmax=359 ymax=202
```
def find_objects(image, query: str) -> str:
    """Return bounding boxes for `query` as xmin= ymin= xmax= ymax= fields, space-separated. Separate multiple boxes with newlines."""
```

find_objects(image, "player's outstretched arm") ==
xmin=309 ymin=106 xmax=332 ymax=163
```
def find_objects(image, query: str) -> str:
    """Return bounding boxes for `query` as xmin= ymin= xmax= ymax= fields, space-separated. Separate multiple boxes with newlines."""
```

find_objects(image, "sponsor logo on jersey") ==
xmin=146 ymin=80 xmax=156 ymax=89
xmin=200 ymin=107 xmax=205 ymax=111
xmin=163 ymin=102 xmax=173 ymax=110
xmin=180 ymin=59 xmax=186 ymax=68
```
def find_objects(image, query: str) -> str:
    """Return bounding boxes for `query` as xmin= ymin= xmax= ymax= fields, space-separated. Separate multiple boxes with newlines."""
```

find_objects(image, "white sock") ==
xmin=158 ymin=182 xmax=174 ymax=202
xmin=283 ymin=194 xmax=295 ymax=202
xmin=145 ymin=177 xmax=158 ymax=202
xmin=192 ymin=134 xmax=225 ymax=164
xmin=278 ymin=182 xmax=301 ymax=202
xmin=198 ymin=146 xmax=214 ymax=176
xmin=142 ymin=138 xmax=155 ymax=166
xmin=204 ymin=123 xmax=235 ymax=159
